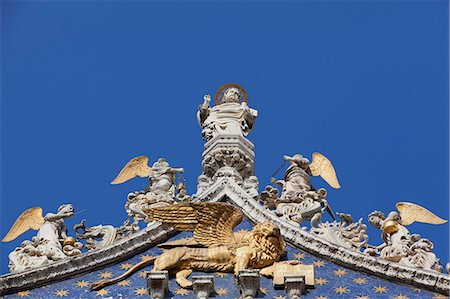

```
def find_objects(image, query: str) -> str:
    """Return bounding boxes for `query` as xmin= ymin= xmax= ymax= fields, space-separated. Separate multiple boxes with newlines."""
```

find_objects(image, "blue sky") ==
xmin=1 ymin=1 xmax=448 ymax=274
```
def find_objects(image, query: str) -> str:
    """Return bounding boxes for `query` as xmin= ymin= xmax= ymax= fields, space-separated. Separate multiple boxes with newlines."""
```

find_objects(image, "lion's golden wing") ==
xmin=144 ymin=202 xmax=243 ymax=247
xmin=143 ymin=204 xmax=199 ymax=231
xmin=2 ymin=207 xmax=45 ymax=242
xmin=396 ymin=202 xmax=447 ymax=226
xmin=193 ymin=202 xmax=244 ymax=247
xmin=111 ymin=156 xmax=152 ymax=185
xmin=309 ymin=152 xmax=341 ymax=189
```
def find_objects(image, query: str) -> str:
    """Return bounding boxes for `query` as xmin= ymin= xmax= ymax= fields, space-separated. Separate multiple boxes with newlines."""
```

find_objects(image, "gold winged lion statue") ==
xmin=90 ymin=202 xmax=286 ymax=290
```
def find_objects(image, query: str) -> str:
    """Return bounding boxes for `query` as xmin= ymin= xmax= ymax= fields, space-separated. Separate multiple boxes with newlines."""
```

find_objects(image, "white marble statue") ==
xmin=2 ymin=204 xmax=82 ymax=272
xmin=365 ymin=202 xmax=447 ymax=272
xmin=122 ymin=158 xmax=184 ymax=223
xmin=265 ymin=153 xmax=340 ymax=224
xmin=197 ymin=85 xmax=258 ymax=141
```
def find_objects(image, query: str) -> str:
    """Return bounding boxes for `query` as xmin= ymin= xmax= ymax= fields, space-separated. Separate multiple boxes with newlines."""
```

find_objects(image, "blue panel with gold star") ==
xmin=4 ymin=218 xmax=446 ymax=299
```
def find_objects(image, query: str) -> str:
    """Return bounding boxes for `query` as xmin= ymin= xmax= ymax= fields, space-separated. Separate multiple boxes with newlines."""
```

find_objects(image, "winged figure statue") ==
xmin=112 ymin=156 xmax=185 ymax=223
xmin=264 ymin=152 xmax=340 ymax=224
xmin=90 ymin=202 xmax=286 ymax=290
xmin=274 ymin=152 xmax=340 ymax=194
xmin=2 ymin=204 xmax=82 ymax=272
xmin=365 ymin=202 xmax=447 ymax=272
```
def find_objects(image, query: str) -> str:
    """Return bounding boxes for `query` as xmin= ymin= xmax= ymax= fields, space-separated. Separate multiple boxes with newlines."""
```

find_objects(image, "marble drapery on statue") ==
xmin=364 ymin=202 xmax=447 ymax=272
xmin=197 ymin=85 xmax=258 ymax=141
xmin=262 ymin=153 xmax=340 ymax=225
xmin=2 ymin=204 xmax=82 ymax=272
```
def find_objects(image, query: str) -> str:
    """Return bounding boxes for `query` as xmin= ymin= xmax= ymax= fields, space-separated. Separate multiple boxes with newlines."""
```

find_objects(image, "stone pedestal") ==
xmin=146 ymin=271 xmax=169 ymax=299
xmin=196 ymin=134 xmax=258 ymax=199
xmin=284 ymin=275 xmax=306 ymax=299
xmin=192 ymin=275 xmax=215 ymax=299
xmin=238 ymin=269 xmax=260 ymax=299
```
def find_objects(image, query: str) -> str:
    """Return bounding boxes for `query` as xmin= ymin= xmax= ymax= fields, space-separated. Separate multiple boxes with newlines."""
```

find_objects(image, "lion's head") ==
xmin=245 ymin=221 xmax=286 ymax=268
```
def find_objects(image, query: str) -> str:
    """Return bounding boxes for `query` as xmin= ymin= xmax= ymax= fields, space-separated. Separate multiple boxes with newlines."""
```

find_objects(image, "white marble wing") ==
xmin=111 ymin=156 xmax=152 ymax=185
xmin=2 ymin=207 xmax=45 ymax=242
xmin=309 ymin=152 xmax=341 ymax=189
xmin=396 ymin=202 xmax=448 ymax=226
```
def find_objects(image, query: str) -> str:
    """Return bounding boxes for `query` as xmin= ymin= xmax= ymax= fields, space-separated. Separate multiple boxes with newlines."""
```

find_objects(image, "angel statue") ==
xmin=364 ymin=202 xmax=447 ymax=272
xmin=197 ymin=84 xmax=258 ymax=141
xmin=2 ymin=204 xmax=82 ymax=272
xmin=264 ymin=152 xmax=340 ymax=225
xmin=90 ymin=202 xmax=286 ymax=290
xmin=111 ymin=156 xmax=184 ymax=223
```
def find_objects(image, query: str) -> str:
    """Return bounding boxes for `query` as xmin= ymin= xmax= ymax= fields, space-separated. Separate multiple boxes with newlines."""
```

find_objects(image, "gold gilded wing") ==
xmin=144 ymin=202 xmax=243 ymax=247
xmin=309 ymin=152 xmax=341 ymax=189
xmin=396 ymin=202 xmax=448 ymax=226
xmin=2 ymin=207 xmax=45 ymax=242
xmin=111 ymin=156 xmax=152 ymax=185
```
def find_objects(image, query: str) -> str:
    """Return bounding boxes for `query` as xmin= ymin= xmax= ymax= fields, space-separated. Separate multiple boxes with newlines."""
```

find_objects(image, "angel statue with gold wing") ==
xmin=2 ymin=204 xmax=82 ymax=272
xmin=111 ymin=156 xmax=184 ymax=223
xmin=364 ymin=202 xmax=447 ymax=272
xmin=264 ymin=152 xmax=340 ymax=225
xmin=90 ymin=202 xmax=286 ymax=291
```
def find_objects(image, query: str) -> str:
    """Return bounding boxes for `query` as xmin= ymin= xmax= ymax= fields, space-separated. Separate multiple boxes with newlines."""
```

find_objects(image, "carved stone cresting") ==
xmin=0 ymin=179 xmax=449 ymax=296
xmin=310 ymin=212 xmax=369 ymax=251
xmin=74 ymin=218 xmax=139 ymax=251
xmin=365 ymin=210 xmax=444 ymax=272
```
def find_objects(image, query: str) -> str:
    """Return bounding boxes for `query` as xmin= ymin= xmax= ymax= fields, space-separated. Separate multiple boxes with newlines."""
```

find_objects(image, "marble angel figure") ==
xmin=2 ymin=204 xmax=82 ymax=272
xmin=365 ymin=202 xmax=447 ymax=272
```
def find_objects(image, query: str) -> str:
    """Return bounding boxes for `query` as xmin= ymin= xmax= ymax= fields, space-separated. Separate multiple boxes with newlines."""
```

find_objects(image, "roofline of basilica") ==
xmin=1 ymin=177 xmax=449 ymax=296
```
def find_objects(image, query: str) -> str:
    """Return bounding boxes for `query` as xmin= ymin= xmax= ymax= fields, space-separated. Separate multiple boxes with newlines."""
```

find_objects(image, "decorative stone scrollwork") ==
xmin=74 ymin=218 xmax=139 ymax=251
xmin=310 ymin=212 xmax=369 ymax=251
xmin=260 ymin=185 xmax=330 ymax=225
xmin=203 ymin=147 xmax=253 ymax=179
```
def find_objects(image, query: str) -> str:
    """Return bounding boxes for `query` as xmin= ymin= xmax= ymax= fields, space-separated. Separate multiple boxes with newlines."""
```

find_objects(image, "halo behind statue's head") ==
xmin=215 ymin=83 xmax=248 ymax=105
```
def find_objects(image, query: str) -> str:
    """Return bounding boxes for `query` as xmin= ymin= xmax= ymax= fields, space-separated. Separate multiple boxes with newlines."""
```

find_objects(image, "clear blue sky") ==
xmin=1 ymin=1 xmax=448 ymax=274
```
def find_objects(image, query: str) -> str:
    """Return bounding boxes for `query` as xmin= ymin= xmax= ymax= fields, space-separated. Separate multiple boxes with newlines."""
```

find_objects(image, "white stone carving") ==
xmin=125 ymin=158 xmax=183 ymax=223
xmin=8 ymin=204 xmax=82 ymax=273
xmin=365 ymin=210 xmax=443 ymax=272
xmin=260 ymin=154 xmax=333 ymax=224
xmin=197 ymin=88 xmax=257 ymax=141
xmin=309 ymin=212 xmax=369 ymax=251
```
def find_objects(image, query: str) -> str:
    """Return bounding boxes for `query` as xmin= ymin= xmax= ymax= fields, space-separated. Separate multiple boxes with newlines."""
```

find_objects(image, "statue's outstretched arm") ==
xmin=44 ymin=212 xmax=62 ymax=222
xmin=197 ymin=95 xmax=211 ymax=124
xmin=170 ymin=167 xmax=184 ymax=173
xmin=270 ymin=177 xmax=285 ymax=187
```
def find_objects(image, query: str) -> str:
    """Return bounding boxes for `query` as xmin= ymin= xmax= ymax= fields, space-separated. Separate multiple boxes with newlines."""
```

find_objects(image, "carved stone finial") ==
xmin=284 ymin=275 xmax=306 ymax=299
xmin=238 ymin=269 xmax=260 ymax=299
xmin=192 ymin=275 xmax=214 ymax=299
xmin=146 ymin=271 xmax=169 ymax=299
